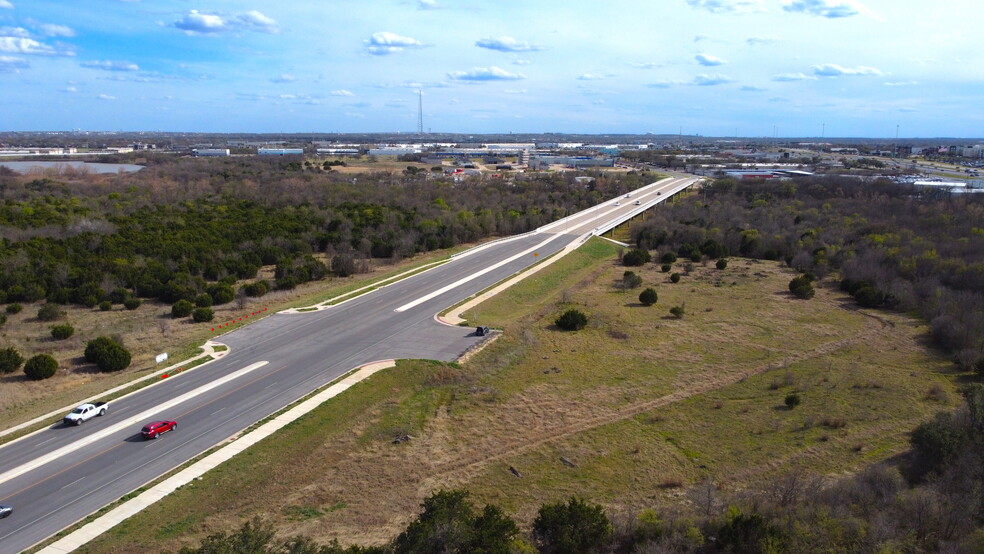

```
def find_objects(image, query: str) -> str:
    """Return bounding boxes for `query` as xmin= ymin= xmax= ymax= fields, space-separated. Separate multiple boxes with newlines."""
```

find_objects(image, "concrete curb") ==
xmin=439 ymin=232 xmax=593 ymax=326
xmin=36 ymin=360 xmax=397 ymax=554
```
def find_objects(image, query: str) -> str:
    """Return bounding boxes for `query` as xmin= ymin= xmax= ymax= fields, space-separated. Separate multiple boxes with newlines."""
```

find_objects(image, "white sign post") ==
xmin=155 ymin=353 xmax=168 ymax=364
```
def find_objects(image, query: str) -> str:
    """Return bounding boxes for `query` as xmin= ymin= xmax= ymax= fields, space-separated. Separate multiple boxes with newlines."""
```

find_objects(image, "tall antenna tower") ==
xmin=417 ymin=90 xmax=424 ymax=135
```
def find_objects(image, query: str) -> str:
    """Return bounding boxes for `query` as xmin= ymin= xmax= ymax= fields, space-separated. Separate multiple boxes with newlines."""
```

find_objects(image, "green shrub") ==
xmin=0 ymin=346 xmax=25 ymax=374
xmin=785 ymin=393 xmax=801 ymax=409
xmin=670 ymin=305 xmax=685 ymax=319
xmin=192 ymin=307 xmax=215 ymax=323
xmin=241 ymin=281 xmax=269 ymax=297
xmin=670 ymin=273 xmax=681 ymax=283
xmin=0 ymin=313 xmax=5 ymax=326
xmin=85 ymin=336 xmax=131 ymax=371
xmin=85 ymin=337 xmax=131 ymax=372
xmin=51 ymin=324 xmax=75 ymax=340
xmin=660 ymin=263 xmax=672 ymax=273
xmin=172 ymin=299 xmax=194 ymax=318
xmin=123 ymin=297 xmax=142 ymax=310
xmin=24 ymin=354 xmax=58 ymax=380
xmin=639 ymin=288 xmax=658 ymax=306
xmin=621 ymin=271 xmax=643 ymax=289
xmin=716 ymin=258 xmax=729 ymax=270
xmin=789 ymin=275 xmax=815 ymax=299
xmin=556 ymin=309 xmax=588 ymax=331
xmin=96 ymin=343 xmax=131 ymax=372
xmin=98 ymin=300 xmax=113 ymax=311
xmin=660 ymin=252 xmax=678 ymax=264
xmin=622 ymin=249 xmax=651 ymax=267
xmin=532 ymin=497 xmax=612 ymax=554
xmin=37 ymin=303 xmax=63 ymax=321
xmin=207 ymin=283 xmax=235 ymax=305
xmin=6 ymin=303 xmax=23 ymax=314
xmin=194 ymin=293 xmax=214 ymax=308
xmin=85 ymin=336 xmax=116 ymax=364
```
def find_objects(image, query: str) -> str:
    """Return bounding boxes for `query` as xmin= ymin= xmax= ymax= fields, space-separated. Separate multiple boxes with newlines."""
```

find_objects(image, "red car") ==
xmin=141 ymin=420 xmax=177 ymax=439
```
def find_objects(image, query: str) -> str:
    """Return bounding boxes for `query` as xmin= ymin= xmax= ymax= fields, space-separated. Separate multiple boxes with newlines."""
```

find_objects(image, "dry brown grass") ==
xmin=78 ymin=246 xmax=958 ymax=553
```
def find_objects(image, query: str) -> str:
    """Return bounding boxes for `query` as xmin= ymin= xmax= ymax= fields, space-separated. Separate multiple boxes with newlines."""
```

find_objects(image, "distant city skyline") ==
xmin=1 ymin=0 xmax=981 ymax=138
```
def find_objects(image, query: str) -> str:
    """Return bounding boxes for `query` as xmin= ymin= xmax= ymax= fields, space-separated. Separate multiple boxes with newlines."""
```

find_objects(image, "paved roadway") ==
xmin=0 ymin=175 xmax=696 ymax=553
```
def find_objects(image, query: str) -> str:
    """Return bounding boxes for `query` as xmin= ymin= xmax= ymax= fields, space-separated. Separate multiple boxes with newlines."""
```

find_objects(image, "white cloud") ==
xmin=330 ymin=89 xmax=354 ymax=96
xmin=503 ymin=89 xmax=527 ymax=94
xmin=174 ymin=11 xmax=226 ymax=34
xmin=746 ymin=36 xmax=777 ymax=46
xmin=418 ymin=0 xmax=439 ymax=9
xmin=39 ymin=24 xmax=75 ymax=38
xmin=0 ymin=1 xmax=12 ymax=8
xmin=812 ymin=63 xmax=882 ymax=76
xmin=97 ymin=94 xmax=116 ymax=100
xmin=475 ymin=36 xmax=545 ymax=53
xmin=81 ymin=60 xmax=139 ymax=71
xmin=692 ymin=73 xmax=735 ymax=86
xmin=270 ymin=74 xmax=296 ymax=83
xmin=694 ymin=34 xmax=709 ymax=42
xmin=741 ymin=85 xmax=767 ymax=91
xmin=64 ymin=85 xmax=77 ymax=93
xmin=236 ymin=11 xmax=279 ymax=33
xmin=647 ymin=80 xmax=681 ymax=88
xmin=884 ymin=81 xmax=917 ymax=86
xmin=173 ymin=10 xmax=279 ymax=35
xmin=0 ymin=26 xmax=30 ymax=38
xmin=772 ymin=72 xmax=815 ymax=81
xmin=0 ymin=36 xmax=70 ymax=56
xmin=630 ymin=61 xmax=662 ymax=69
xmin=695 ymin=53 xmax=726 ymax=66
xmin=686 ymin=0 xmax=766 ymax=14
xmin=783 ymin=0 xmax=866 ymax=18
xmin=447 ymin=66 xmax=525 ymax=81
xmin=577 ymin=73 xmax=605 ymax=80
xmin=365 ymin=31 xmax=423 ymax=55
xmin=511 ymin=58 xmax=532 ymax=65
xmin=0 ymin=55 xmax=27 ymax=71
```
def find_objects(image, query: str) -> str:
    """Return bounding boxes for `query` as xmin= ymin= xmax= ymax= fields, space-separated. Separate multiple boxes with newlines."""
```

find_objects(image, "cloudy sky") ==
xmin=1 ymin=0 xmax=981 ymax=137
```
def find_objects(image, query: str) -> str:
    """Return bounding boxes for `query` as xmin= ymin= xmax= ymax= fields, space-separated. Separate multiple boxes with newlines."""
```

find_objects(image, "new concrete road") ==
xmin=0 ymin=175 xmax=697 ymax=552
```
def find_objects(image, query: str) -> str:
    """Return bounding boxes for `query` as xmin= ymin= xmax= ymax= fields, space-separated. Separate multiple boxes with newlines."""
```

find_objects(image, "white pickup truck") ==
xmin=63 ymin=402 xmax=108 ymax=426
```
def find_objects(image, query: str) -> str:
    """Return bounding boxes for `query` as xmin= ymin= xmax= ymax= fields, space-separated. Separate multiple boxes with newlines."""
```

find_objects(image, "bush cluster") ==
xmin=555 ymin=309 xmax=588 ymax=331
xmin=84 ymin=336 xmax=132 ymax=373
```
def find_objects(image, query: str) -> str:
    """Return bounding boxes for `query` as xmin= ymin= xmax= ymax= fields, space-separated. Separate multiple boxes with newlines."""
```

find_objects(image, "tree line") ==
xmin=0 ymin=157 xmax=655 ymax=311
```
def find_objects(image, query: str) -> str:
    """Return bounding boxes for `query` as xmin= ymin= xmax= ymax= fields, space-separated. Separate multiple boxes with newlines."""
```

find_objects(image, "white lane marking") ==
xmin=0 ymin=361 xmax=269 ymax=488
xmin=61 ymin=477 xmax=85 ymax=490
xmin=394 ymin=232 xmax=565 ymax=313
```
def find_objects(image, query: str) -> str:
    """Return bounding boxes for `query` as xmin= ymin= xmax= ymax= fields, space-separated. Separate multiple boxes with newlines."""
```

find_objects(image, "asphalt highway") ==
xmin=0 ymin=175 xmax=696 ymax=552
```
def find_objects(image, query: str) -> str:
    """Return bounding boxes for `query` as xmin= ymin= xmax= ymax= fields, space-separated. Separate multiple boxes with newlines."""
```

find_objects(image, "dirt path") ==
xmin=422 ymin=335 xmax=867 ymax=488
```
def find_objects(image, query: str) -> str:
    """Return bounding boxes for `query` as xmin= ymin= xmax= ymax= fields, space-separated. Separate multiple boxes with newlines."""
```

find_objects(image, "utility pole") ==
xmin=417 ymin=90 xmax=424 ymax=136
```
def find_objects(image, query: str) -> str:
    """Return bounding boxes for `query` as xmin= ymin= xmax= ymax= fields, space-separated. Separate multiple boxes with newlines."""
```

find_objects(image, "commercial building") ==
xmin=193 ymin=149 xmax=231 ymax=157
xmin=258 ymin=148 xmax=304 ymax=156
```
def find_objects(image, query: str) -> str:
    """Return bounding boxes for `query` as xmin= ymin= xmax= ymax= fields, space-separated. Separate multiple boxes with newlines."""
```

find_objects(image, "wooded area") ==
xmin=0 ymin=157 xmax=652 ymax=309
xmin=631 ymin=176 xmax=984 ymax=367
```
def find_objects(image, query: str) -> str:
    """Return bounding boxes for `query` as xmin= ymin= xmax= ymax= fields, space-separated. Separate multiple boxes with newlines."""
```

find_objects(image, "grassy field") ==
xmin=77 ymin=237 xmax=959 ymax=553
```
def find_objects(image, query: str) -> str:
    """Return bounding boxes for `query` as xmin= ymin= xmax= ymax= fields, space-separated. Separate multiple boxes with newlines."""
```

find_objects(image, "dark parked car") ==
xmin=0 ymin=505 xmax=12 ymax=519
xmin=475 ymin=325 xmax=490 ymax=337
xmin=141 ymin=420 xmax=177 ymax=439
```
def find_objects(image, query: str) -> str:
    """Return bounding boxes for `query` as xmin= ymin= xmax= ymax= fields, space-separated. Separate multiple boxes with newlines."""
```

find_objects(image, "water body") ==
xmin=0 ymin=160 xmax=144 ymax=174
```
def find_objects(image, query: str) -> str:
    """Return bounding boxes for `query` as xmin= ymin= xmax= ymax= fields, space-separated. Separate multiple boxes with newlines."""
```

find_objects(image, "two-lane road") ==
xmin=0 ymin=175 xmax=697 ymax=552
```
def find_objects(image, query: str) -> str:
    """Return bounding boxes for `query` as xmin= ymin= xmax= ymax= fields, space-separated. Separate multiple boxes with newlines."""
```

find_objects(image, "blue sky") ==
xmin=1 ymin=0 xmax=981 ymax=137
